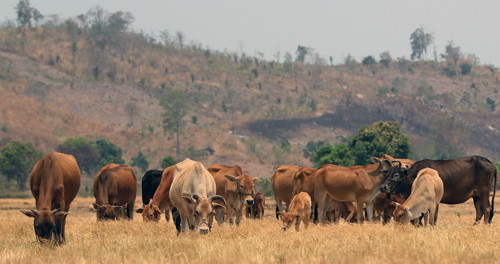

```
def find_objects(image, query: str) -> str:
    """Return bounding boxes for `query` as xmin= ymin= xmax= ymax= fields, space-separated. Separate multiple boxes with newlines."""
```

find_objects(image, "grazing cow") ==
xmin=271 ymin=165 xmax=301 ymax=218
xmin=380 ymin=156 xmax=497 ymax=224
xmin=136 ymin=166 xmax=175 ymax=222
xmin=20 ymin=152 xmax=81 ymax=245
xmin=93 ymin=165 xmax=137 ymax=220
xmin=392 ymin=168 xmax=444 ymax=226
xmin=279 ymin=192 xmax=311 ymax=231
xmin=315 ymin=158 xmax=392 ymax=224
xmin=246 ymin=193 xmax=265 ymax=219
xmin=208 ymin=164 xmax=259 ymax=226
xmin=170 ymin=159 xmax=226 ymax=234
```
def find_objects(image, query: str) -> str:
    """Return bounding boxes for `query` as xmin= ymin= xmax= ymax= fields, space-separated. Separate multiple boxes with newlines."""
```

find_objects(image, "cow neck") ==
xmin=37 ymin=161 xmax=62 ymax=210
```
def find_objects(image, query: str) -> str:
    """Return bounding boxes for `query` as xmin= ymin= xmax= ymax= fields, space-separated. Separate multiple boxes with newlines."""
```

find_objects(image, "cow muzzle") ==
xmin=246 ymin=199 xmax=254 ymax=205
xmin=380 ymin=185 xmax=387 ymax=193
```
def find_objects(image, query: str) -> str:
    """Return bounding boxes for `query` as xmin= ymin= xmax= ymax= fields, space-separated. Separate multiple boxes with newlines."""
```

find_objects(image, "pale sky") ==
xmin=1 ymin=0 xmax=499 ymax=67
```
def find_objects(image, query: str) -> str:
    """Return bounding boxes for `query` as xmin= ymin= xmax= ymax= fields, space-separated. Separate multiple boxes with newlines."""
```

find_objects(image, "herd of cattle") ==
xmin=19 ymin=152 xmax=497 ymax=245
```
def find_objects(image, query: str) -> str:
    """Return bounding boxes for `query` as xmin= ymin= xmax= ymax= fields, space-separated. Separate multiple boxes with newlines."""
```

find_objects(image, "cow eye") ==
xmin=194 ymin=210 xmax=199 ymax=215
xmin=240 ymin=184 xmax=244 ymax=188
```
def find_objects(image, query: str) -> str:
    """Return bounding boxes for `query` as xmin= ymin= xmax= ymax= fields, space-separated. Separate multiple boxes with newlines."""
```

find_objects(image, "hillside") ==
xmin=1 ymin=20 xmax=500 ymax=186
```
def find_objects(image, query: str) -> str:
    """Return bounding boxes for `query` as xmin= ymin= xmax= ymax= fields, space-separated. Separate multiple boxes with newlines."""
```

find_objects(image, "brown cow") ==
xmin=271 ymin=165 xmax=300 ymax=218
xmin=20 ymin=152 xmax=81 ymax=245
xmin=136 ymin=165 xmax=175 ymax=222
xmin=392 ymin=168 xmax=444 ymax=226
xmin=315 ymin=158 xmax=391 ymax=224
xmin=372 ymin=193 xmax=406 ymax=224
xmin=93 ymin=164 xmax=137 ymax=220
xmin=279 ymin=192 xmax=311 ymax=231
xmin=208 ymin=164 xmax=259 ymax=226
xmin=246 ymin=192 xmax=265 ymax=219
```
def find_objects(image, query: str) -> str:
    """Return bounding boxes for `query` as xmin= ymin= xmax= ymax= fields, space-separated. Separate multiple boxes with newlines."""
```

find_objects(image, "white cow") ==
xmin=169 ymin=158 xmax=226 ymax=234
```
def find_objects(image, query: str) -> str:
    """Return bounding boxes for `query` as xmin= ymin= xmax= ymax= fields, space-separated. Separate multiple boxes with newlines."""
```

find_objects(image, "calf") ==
xmin=136 ymin=166 xmax=175 ymax=222
xmin=246 ymin=192 xmax=265 ymax=219
xmin=392 ymin=168 xmax=444 ymax=226
xmin=279 ymin=192 xmax=311 ymax=231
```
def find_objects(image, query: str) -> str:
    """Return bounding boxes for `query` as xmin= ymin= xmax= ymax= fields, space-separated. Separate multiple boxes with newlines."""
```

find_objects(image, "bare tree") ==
xmin=124 ymin=102 xmax=138 ymax=127
xmin=176 ymin=31 xmax=185 ymax=48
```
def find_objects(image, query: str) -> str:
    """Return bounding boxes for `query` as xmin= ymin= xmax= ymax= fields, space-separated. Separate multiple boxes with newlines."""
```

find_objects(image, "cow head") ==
xmin=278 ymin=212 xmax=299 ymax=231
xmin=182 ymin=194 xmax=226 ymax=234
xmin=391 ymin=202 xmax=412 ymax=224
xmin=224 ymin=174 xmax=259 ymax=206
xmin=379 ymin=160 xmax=410 ymax=194
xmin=92 ymin=203 xmax=125 ymax=221
xmin=136 ymin=204 xmax=162 ymax=222
xmin=20 ymin=208 xmax=67 ymax=244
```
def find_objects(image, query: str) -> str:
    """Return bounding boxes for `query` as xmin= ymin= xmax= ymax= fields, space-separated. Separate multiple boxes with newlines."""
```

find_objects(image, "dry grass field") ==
xmin=1 ymin=196 xmax=499 ymax=264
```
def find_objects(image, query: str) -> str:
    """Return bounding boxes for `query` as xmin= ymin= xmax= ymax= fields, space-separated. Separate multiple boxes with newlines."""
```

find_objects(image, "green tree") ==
xmin=303 ymin=140 xmax=327 ymax=161
xmin=441 ymin=41 xmax=462 ymax=66
xmin=379 ymin=51 xmax=392 ymax=67
xmin=92 ymin=139 xmax=124 ymax=168
xmin=312 ymin=143 xmax=353 ymax=168
xmin=312 ymin=121 xmax=411 ymax=167
xmin=131 ymin=151 xmax=149 ymax=172
xmin=362 ymin=56 xmax=376 ymax=65
xmin=295 ymin=45 xmax=308 ymax=63
xmin=160 ymin=90 xmax=189 ymax=160
xmin=0 ymin=141 xmax=43 ymax=190
xmin=255 ymin=178 xmax=273 ymax=197
xmin=160 ymin=155 xmax=177 ymax=168
xmin=15 ymin=0 xmax=43 ymax=28
xmin=410 ymin=27 xmax=433 ymax=60
xmin=56 ymin=137 xmax=100 ymax=175
xmin=350 ymin=121 xmax=411 ymax=165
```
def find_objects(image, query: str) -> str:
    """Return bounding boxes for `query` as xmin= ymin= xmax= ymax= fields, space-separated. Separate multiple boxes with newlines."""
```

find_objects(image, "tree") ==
xmin=362 ymin=56 xmax=376 ymax=65
xmin=160 ymin=90 xmax=189 ymax=160
xmin=410 ymin=27 xmax=433 ymax=60
xmin=379 ymin=51 xmax=392 ymax=67
xmin=312 ymin=121 xmax=411 ymax=167
xmin=15 ymin=0 xmax=43 ymax=28
xmin=0 ymin=141 xmax=43 ymax=190
xmin=160 ymin=155 xmax=177 ymax=168
xmin=56 ymin=137 xmax=100 ymax=175
xmin=131 ymin=151 xmax=149 ymax=172
xmin=295 ymin=45 xmax=308 ymax=63
xmin=92 ymin=139 xmax=124 ymax=168
xmin=124 ymin=102 xmax=139 ymax=127
xmin=441 ymin=41 xmax=462 ymax=66
xmin=283 ymin=52 xmax=293 ymax=72
xmin=176 ymin=31 xmax=185 ymax=48
xmin=430 ymin=116 xmax=466 ymax=159
xmin=303 ymin=140 xmax=327 ymax=161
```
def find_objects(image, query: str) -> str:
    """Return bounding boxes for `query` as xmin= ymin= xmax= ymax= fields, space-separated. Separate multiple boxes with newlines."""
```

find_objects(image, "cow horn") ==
xmin=390 ymin=160 xmax=402 ymax=168
xmin=210 ymin=195 xmax=226 ymax=205
xmin=51 ymin=208 xmax=61 ymax=215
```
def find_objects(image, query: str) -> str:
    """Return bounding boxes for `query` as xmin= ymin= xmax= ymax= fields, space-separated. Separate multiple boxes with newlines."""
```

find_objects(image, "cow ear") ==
xmin=92 ymin=203 xmax=102 ymax=210
xmin=152 ymin=206 xmax=162 ymax=214
xmin=210 ymin=195 xmax=226 ymax=205
xmin=370 ymin=157 xmax=382 ymax=164
xmin=20 ymin=210 xmax=37 ymax=218
xmin=136 ymin=208 xmax=144 ymax=213
xmin=252 ymin=177 xmax=260 ymax=182
xmin=54 ymin=211 xmax=68 ymax=218
xmin=390 ymin=202 xmax=401 ymax=207
xmin=182 ymin=195 xmax=195 ymax=204
xmin=212 ymin=203 xmax=226 ymax=211
xmin=224 ymin=174 xmax=238 ymax=182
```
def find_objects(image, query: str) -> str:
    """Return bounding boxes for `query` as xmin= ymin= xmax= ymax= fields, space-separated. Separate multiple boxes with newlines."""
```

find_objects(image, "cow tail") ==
xmin=490 ymin=168 xmax=497 ymax=223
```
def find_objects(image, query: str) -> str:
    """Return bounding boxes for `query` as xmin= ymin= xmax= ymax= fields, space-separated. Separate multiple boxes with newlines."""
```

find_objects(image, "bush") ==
xmin=362 ymin=56 xmax=376 ymax=65
xmin=460 ymin=62 xmax=472 ymax=75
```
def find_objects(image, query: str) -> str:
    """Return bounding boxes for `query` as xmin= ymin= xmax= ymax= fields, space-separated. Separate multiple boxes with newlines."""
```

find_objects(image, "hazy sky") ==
xmin=1 ymin=0 xmax=499 ymax=67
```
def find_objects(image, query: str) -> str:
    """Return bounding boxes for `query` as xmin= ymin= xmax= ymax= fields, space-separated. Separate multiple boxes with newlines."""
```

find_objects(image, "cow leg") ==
xmin=434 ymin=204 xmax=439 ymax=224
xmin=275 ymin=197 xmax=284 ymax=220
xmin=316 ymin=191 xmax=328 ymax=225
xmin=127 ymin=201 xmax=134 ymax=220
xmin=295 ymin=218 xmax=301 ymax=231
xmin=429 ymin=206 xmax=437 ymax=226
xmin=472 ymin=196 xmax=484 ymax=224
xmin=227 ymin=207 xmax=235 ymax=226
xmin=235 ymin=207 xmax=243 ymax=226
xmin=250 ymin=205 xmax=256 ymax=219
xmin=480 ymin=192 xmax=492 ymax=224
xmin=165 ymin=207 xmax=170 ymax=222
xmin=356 ymin=200 xmax=364 ymax=223
xmin=365 ymin=202 xmax=374 ymax=223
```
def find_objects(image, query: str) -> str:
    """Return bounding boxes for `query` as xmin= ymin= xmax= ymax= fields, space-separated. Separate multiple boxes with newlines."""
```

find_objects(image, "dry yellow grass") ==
xmin=1 ymin=196 xmax=499 ymax=264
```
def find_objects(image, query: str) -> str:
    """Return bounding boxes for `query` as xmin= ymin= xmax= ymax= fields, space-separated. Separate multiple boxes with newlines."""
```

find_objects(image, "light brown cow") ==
xmin=20 ymin=152 xmax=81 ymax=245
xmin=208 ymin=164 xmax=259 ymax=226
xmin=136 ymin=165 xmax=175 ymax=222
xmin=170 ymin=159 xmax=226 ymax=234
xmin=271 ymin=165 xmax=300 ymax=218
xmin=372 ymin=193 xmax=406 ymax=223
xmin=279 ymin=192 xmax=311 ymax=231
xmin=315 ymin=158 xmax=391 ymax=224
xmin=93 ymin=164 xmax=137 ymax=220
xmin=392 ymin=168 xmax=444 ymax=226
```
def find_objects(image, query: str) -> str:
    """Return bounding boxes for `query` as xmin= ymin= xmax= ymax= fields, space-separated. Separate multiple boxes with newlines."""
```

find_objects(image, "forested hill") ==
xmin=1 ymin=8 xmax=500 ymax=180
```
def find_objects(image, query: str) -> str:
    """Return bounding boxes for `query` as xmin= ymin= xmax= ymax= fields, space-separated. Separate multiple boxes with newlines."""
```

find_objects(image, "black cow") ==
xmin=141 ymin=169 xmax=171 ymax=221
xmin=380 ymin=156 xmax=497 ymax=224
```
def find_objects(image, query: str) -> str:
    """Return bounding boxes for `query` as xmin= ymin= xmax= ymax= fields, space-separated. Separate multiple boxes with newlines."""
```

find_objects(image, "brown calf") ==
xmin=279 ymin=192 xmax=311 ymax=231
